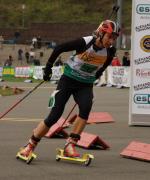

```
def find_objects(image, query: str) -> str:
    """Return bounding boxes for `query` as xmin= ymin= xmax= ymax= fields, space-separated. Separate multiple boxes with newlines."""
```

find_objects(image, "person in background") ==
xmin=18 ymin=48 xmax=23 ymax=64
xmin=32 ymin=36 xmax=37 ymax=49
xmin=4 ymin=55 xmax=13 ymax=67
xmin=111 ymin=55 xmax=121 ymax=66
xmin=25 ymin=51 xmax=30 ymax=64
xmin=14 ymin=31 xmax=21 ymax=44
xmin=122 ymin=51 xmax=130 ymax=66
xmin=29 ymin=48 xmax=36 ymax=64
xmin=0 ymin=35 xmax=4 ymax=49
xmin=37 ymin=36 xmax=42 ymax=49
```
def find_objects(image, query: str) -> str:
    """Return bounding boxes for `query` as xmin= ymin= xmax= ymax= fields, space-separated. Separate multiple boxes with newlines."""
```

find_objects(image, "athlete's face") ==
xmin=102 ymin=33 xmax=118 ymax=48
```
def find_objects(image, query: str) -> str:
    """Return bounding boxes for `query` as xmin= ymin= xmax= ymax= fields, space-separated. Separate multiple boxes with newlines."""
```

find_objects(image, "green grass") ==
xmin=2 ymin=76 xmax=43 ymax=83
xmin=0 ymin=0 xmax=132 ymax=31
xmin=0 ymin=76 xmax=42 ymax=96
xmin=0 ymin=87 xmax=13 ymax=96
xmin=0 ymin=86 xmax=24 ymax=96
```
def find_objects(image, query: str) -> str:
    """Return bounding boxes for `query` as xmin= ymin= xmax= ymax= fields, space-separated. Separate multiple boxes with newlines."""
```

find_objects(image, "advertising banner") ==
xmin=51 ymin=66 xmax=64 ymax=81
xmin=2 ymin=66 xmax=15 ymax=77
xmin=0 ymin=67 xmax=3 ymax=77
xmin=15 ymin=66 xmax=33 ymax=78
xmin=33 ymin=66 xmax=44 ymax=80
xmin=129 ymin=0 xmax=150 ymax=125
xmin=107 ymin=66 xmax=130 ymax=87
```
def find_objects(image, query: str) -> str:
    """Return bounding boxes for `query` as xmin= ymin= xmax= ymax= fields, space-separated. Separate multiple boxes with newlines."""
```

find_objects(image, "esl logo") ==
xmin=136 ymin=4 xmax=150 ymax=14
xmin=140 ymin=35 xmax=150 ymax=53
xmin=134 ymin=94 xmax=150 ymax=104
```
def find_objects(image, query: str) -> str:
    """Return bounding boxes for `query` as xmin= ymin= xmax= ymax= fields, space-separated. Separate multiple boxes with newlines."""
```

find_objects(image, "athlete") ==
xmin=18 ymin=20 xmax=120 ymax=158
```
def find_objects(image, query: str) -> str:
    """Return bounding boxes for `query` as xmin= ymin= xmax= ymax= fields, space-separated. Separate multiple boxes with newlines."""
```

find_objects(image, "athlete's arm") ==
xmin=47 ymin=38 xmax=87 ymax=65
xmin=95 ymin=47 xmax=116 ymax=79
xmin=43 ymin=36 xmax=94 ymax=81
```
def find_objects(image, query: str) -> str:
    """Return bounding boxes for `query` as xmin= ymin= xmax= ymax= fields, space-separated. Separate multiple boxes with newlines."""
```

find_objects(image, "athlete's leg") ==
xmin=64 ymin=118 xmax=86 ymax=157
xmin=19 ymin=75 xmax=72 ymax=157
xmin=64 ymin=85 xmax=93 ymax=157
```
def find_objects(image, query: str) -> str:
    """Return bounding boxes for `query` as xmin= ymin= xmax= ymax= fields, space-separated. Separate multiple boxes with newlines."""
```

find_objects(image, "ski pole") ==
xmin=0 ymin=80 xmax=45 ymax=120
xmin=61 ymin=103 xmax=77 ymax=127
xmin=106 ymin=4 xmax=120 ymax=20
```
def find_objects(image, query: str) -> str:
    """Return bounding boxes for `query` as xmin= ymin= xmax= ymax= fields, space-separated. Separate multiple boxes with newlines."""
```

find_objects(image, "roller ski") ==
xmin=56 ymin=148 xmax=94 ymax=166
xmin=56 ymin=140 xmax=94 ymax=166
xmin=16 ymin=143 xmax=37 ymax=164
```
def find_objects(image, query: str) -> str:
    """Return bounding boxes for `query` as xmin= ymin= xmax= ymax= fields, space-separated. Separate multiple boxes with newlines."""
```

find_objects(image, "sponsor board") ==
xmin=129 ymin=0 xmax=150 ymax=125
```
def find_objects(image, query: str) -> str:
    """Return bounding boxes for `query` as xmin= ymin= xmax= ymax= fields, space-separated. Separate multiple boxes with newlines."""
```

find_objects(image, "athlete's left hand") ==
xmin=43 ymin=62 xmax=53 ymax=81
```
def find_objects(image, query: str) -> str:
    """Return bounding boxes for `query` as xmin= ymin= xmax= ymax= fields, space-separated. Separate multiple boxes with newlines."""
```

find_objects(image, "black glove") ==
xmin=43 ymin=62 xmax=53 ymax=81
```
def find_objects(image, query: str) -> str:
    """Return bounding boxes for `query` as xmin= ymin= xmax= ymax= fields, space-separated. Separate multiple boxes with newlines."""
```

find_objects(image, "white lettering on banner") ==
xmin=0 ymin=67 xmax=3 ymax=77
xmin=107 ymin=66 xmax=130 ymax=87
xmin=112 ymin=67 xmax=124 ymax=76
xmin=129 ymin=0 xmax=150 ymax=125
xmin=51 ymin=66 xmax=63 ymax=80
xmin=33 ymin=66 xmax=44 ymax=80
xmin=15 ymin=66 xmax=31 ymax=77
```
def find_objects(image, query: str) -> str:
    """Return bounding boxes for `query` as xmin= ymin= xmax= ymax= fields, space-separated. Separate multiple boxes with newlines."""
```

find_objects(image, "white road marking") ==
xmin=18 ymin=86 xmax=55 ymax=89
xmin=0 ymin=117 xmax=42 ymax=122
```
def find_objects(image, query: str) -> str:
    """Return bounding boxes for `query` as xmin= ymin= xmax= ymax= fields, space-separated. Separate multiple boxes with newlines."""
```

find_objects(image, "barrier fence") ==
xmin=0 ymin=66 xmax=130 ymax=87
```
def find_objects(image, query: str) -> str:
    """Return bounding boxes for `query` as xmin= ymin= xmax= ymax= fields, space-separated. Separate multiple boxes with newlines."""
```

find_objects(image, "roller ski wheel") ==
xmin=16 ymin=148 xmax=37 ymax=164
xmin=56 ymin=148 xmax=94 ymax=166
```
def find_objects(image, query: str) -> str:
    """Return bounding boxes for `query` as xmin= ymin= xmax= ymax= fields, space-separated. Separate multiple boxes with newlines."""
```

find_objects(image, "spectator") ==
xmin=0 ymin=35 xmax=4 ymax=49
xmin=122 ymin=51 xmax=130 ymax=66
xmin=39 ymin=51 xmax=44 ymax=58
xmin=14 ymin=31 xmax=21 ymax=44
xmin=25 ymin=51 xmax=30 ymax=64
xmin=29 ymin=49 xmax=36 ymax=64
xmin=108 ymin=56 xmax=122 ymax=88
xmin=33 ymin=59 xmax=40 ymax=66
xmin=32 ymin=37 xmax=37 ymax=49
xmin=37 ymin=36 xmax=42 ymax=49
xmin=4 ymin=55 xmax=13 ymax=66
xmin=18 ymin=48 xmax=23 ymax=64
xmin=111 ymin=56 xmax=121 ymax=66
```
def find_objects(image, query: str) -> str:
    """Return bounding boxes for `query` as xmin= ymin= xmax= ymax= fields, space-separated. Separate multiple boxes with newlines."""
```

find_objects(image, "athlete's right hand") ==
xmin=43 ymin=62 xmax=53 ymax=81
xmin=95 ymin=70 xmax=102 ymax=79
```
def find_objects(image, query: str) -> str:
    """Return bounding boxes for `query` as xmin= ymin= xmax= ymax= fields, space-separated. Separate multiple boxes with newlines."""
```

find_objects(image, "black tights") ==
xmin=44 ymin=75 xmax=93 ymax=127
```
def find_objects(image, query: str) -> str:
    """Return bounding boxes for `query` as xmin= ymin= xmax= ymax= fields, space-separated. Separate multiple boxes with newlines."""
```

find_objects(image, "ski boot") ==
xmin=56 ymin=133 xmax=94 ymax=166
xmin=64 ymin=137 xmax=80 ymax=157
xmin=16 ymin=135 xmax=40 ymax=164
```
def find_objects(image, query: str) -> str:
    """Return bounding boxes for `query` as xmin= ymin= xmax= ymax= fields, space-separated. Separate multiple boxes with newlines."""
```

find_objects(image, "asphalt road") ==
xmin=0 ymin=82 xmax=150 ymax=180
